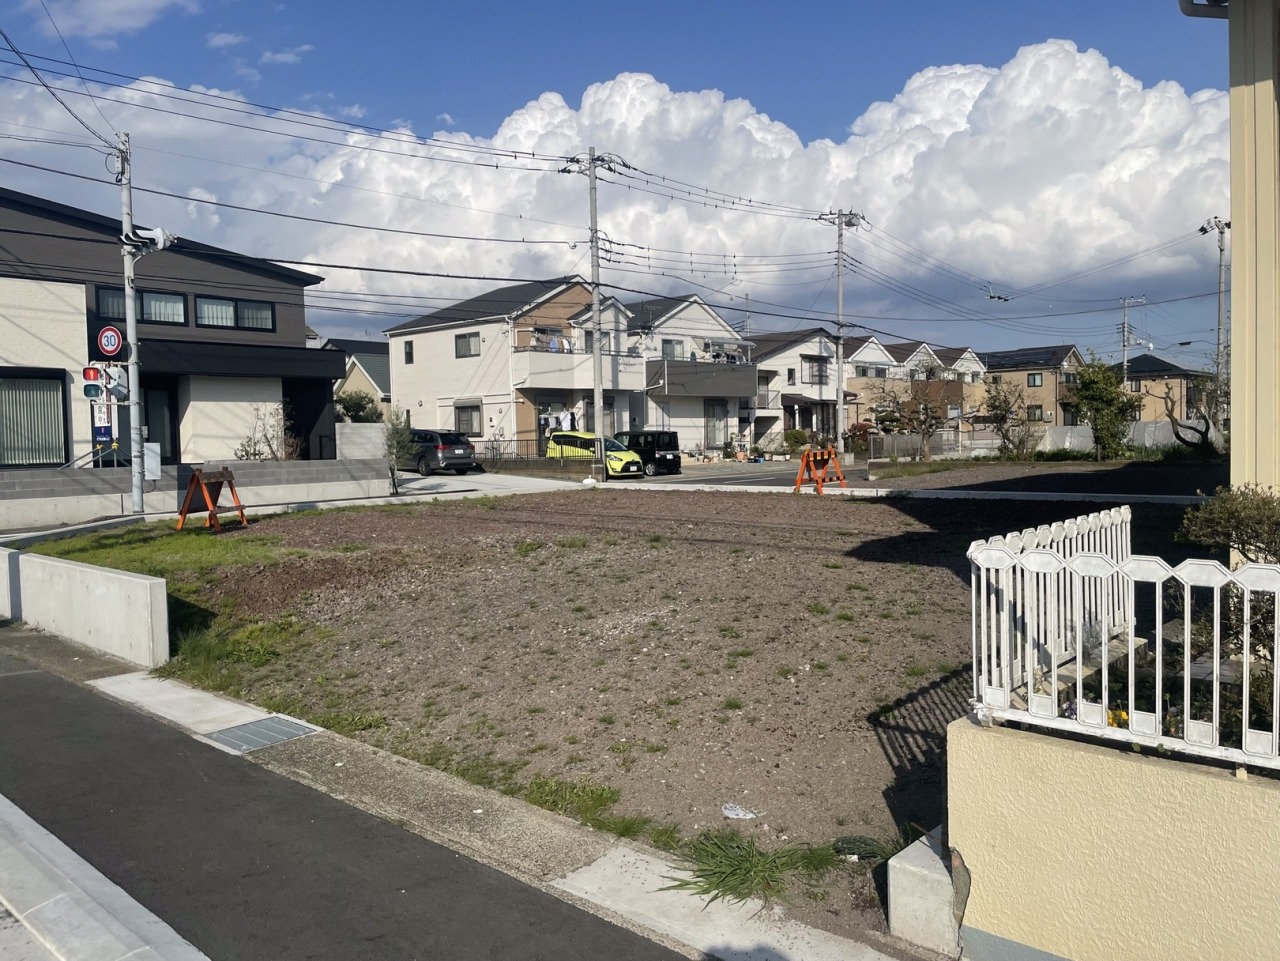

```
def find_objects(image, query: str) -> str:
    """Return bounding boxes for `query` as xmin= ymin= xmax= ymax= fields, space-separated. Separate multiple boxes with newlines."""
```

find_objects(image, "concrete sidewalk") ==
xmin=0 ymin=631 xmax=916 ymax=961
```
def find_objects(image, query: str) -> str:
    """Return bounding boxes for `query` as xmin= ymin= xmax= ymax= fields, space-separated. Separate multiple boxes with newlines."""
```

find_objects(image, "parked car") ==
xmin=403 ymin=429 xmax=476 ymax=476
xmin=545 ymin=430 xmax=643 ymax=478
xmin=613 ymin=430 xmax=682 ymax=476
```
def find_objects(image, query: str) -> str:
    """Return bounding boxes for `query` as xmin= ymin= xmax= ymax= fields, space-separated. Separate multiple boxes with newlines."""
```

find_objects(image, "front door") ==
xmin=704 ymin=399 xmax=729 ymax=450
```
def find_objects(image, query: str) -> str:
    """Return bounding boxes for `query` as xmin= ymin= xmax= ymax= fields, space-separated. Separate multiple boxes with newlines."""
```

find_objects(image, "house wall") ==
xmin=0 ymin=277 xmax=92 ymax=461
xmin=389 ymin=318 xmax=507 ymax=433
xmin=643 ymin=395 xmax=723 ymax=451
xmin=1135 ymin=375 xmax=1190 ymax=421
xmin=988 ymin=365 xmax=1078 ymax=425
xmin=948 ymin=718 xmax=1280 ymax=961
xmin=179 ymin=375 xmax=282 ymax=462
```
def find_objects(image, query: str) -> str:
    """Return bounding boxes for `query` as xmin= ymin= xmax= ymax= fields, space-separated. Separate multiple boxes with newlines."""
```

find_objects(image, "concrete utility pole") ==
xmin=588 ymin=146 xmax=604 ymax=463
xmin=116 ymin=132 xmax=175 ymax=514
xmin=1200 ymin=216 xmax=1230 ymax=438
xmin=1119 ymin=295 xmax=1146 ymax=385
xmin=819 ymin=210 xmax=864 ymax=445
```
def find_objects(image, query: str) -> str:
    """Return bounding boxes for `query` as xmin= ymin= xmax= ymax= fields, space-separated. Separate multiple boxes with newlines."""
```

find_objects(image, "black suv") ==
xmin=402 ymin=429 xmax=476 ymax=476
xmin=613 ymin=430 xmax=682 ymax=476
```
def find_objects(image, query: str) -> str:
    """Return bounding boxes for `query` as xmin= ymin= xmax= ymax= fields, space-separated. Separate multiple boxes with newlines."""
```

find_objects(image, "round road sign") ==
xmin=98 ymin=325 xmax=123 ymax=356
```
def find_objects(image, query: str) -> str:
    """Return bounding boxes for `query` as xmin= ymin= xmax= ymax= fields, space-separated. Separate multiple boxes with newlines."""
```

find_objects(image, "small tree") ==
xmin=1152 ymin=373 xmax=1227 ymax=461
xmin=1070 ymin=360 xmax=1141 ymax=460
xmin=336 ymin=390 xmax=383 ymax=423
xmin=1180 ymin=484 xmax=1280 ymax=565
xmin=384 ymin=406 xmax=415 ymax=495
xmin=982 ymin=379 xmax=1042 ymax=459
xmin=872 ymin=369 xmax=950 ymax=462
xmin=233 ymin=402 xmax=302 ymax=461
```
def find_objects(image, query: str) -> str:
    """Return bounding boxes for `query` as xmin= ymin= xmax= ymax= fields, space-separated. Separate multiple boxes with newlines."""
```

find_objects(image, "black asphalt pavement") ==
xmin=0 ymin=657 xmax=683 ymax=961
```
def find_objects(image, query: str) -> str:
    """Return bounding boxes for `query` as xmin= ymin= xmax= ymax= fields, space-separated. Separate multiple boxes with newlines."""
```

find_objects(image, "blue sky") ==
xmin=0 ymin=1 xmax=1234 ymax=365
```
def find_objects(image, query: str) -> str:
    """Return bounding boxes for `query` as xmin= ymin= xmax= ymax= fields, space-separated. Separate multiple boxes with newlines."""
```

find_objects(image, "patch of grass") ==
xmin=718 ymin=625 xmax=742 ymax=639
xmin=556 ymin=536 xmax=589 ymax=549
xmin=648 ymin=534 xmax=666 ymax=545
xmin=514 ymin=540 xmax=544 ymax=557
xmin=806 ymin=602 xmax=830 ymax=616
xmin=311 ymin=709 xmax=388 ymax=735
xmin=776 ymin=665 xmax=797 ymax=679
xmin=834 ymin=612 xmax=855 ymax=622
xmin=598 ymin=713 xmax=616 ymax=726
xmin=648 ymin=822 xmax=683 ymax=851
xmin=663 ymin=695 xmax=682 ymax=706
xmin=822 ymin=560 xmax=844 ymax=569
xmin=847 ymin=582 xmax=870 ymax=593
xmin=904 ymin=663 xmax=930 ymax=678
xmin=664 ymin=829 xmax=839 ymax=907
xmin=526 ymin=706 xmax=547 ymax=715
xmin=720 ymin=697 xmax=744 ymax=711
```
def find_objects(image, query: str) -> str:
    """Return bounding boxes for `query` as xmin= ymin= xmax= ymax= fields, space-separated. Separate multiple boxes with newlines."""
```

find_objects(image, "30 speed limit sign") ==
xmin=98 ymin=325 xmax=123 ymax=356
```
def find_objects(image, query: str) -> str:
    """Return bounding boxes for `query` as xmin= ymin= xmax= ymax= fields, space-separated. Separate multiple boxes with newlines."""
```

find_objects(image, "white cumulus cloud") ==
xmin=0 ymin=40 xmax=1230 ymax=354
xmin=206 ymin=32 xmax=246 ymax=50
xmin=260 ymin=45 xmax=315 ymax=66
xmin=24 ymin=0 xmax=198 ymax=39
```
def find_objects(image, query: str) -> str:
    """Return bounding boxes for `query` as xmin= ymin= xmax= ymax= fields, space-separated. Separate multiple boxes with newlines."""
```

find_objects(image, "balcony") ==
xmin=512 ymin=346 xmax=644 ymax=392
xmin=645 ymin=358 xmax=757 ymax=398
xmin=756 ymin=389 xmax=781 ymax=409
xmin=969 ymin=506 xmax=1280 ymax=771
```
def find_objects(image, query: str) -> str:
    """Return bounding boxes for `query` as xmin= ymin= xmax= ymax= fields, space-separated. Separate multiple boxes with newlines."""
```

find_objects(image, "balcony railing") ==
xmin=969 ymin=506 xmax=1280 ymax=771
xmin=757 ymin=389 xmax=780 ymax=409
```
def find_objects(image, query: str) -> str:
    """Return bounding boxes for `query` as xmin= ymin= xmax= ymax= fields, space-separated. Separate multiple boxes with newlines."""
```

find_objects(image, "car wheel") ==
xmin=454 ymin=468 xmax=469 ymax=475
xmin=643 ymin=462 xmax=657 ymax=476
xmin=417 ymin=457 xmax=432 ymax=477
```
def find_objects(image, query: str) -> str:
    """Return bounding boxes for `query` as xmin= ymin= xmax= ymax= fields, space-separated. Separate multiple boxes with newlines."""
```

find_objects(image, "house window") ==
xmin=98 ymin=288 xmax=186 ymax=325
xmin=0 ymin=373 xmax=66 ymax=467
xmin=195 ymin=297 xmax=275 ymax=331
xmin=989 ymin=375 xmax=1002 ymax=385
xmin=662 ymin=339 xmax=684 ymax=360
xmin=856 ymin=365 xmax=869 ymax=378
xmin=455 ymin=332 xmax=481 ymax=358
xmin=1062 ymin=372 xmax=1079 ymax=386
xmin=1027 ymin=404 xmax=1044 ymax=422
xmin=786 ymin=368 xmax=796 ymax=386
xmin=1128 ymin=379 xmax=1141 ymax=393
xmin=971 ymin=372 xmax=982 ymax=383
xmin=1027 ymin=373 xmax=1044 ymax=388
xmin=404 ymin=340 xmax=414 ymax=365
xmin=801 ymin=357 xmax=828 ymax=385
xmin=455 ymin=404 xmax=481 ymax=436
xmin=874 ymin=367 xmax=887 ymax=378
xmin=585 ymin=330 xmax=610 ymax=353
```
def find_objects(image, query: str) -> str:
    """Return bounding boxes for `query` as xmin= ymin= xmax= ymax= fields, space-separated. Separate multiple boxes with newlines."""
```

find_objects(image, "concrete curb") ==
xmin=0 ymin=794 xmax=209 ymax=961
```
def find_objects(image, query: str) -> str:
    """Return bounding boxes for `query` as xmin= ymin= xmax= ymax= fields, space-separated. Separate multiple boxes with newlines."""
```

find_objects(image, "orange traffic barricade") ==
xmin=177 ymin=467 xmax=247 ymax=532
xmin=793 ymin=446 xmax=847 ymax=494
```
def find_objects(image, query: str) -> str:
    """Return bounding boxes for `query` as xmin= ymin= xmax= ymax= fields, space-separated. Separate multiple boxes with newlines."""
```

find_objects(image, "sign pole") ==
xmin=117 ymin=132 xmax=145 ymax=515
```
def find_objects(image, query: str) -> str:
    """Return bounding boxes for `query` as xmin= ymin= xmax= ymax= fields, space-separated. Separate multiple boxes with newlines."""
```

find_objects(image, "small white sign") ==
xmin=92 ymin=402 xmax=112 ymax=428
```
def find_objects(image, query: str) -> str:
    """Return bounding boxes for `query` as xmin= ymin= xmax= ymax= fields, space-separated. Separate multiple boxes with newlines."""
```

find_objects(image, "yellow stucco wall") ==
xmin=948 ymin=718 xmax=1280 ymax=961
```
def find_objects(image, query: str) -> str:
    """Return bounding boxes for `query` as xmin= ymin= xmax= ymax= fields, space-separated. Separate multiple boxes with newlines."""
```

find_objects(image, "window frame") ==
xmin=97 ymin=286 xmax=189 ymax=327
xmin=1026 ymin=404 xmax=1045 ymax=422
xmin=800 ymin=356 xmax=828 ymax=386
xmin=455 ymin=404 xmax=482 ymax=437
xmin=1027 ymin=372 xmax=1044 ymax=388
xmin=404 ymin=340 xmax=415 ymax=365
xmin=455 ymin=332 xmax=481 ymax=359
xmin=194 ymin=296 xmax=276 ymax=332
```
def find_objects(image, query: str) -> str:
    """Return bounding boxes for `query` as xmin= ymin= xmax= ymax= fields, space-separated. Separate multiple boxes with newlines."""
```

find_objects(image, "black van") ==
xmin=613 ymin=430 xmax=682 ymax=476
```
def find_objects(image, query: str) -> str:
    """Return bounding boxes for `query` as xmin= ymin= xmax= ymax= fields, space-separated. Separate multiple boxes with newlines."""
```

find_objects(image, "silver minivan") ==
xmin=403 ymin=429 xmax=476 ymax=476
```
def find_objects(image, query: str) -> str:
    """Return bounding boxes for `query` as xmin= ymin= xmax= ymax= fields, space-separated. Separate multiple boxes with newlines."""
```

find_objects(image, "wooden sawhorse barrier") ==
xmin=176 ymin=467 xmax=247 ymax=532
xmin=793 ymin=446 xmax=847 ymax=494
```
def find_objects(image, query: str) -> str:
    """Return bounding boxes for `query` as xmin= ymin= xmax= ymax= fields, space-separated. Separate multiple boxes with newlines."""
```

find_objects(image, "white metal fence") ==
xmin=969 ymin=506 xmax=1280 ymax=770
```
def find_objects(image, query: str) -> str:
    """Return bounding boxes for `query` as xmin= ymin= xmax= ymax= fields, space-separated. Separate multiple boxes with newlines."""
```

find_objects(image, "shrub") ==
xmin=783 ymin=429 xmax=808 ymax=452
xmin=1180 ymin=484 xmax=1280 ymax=564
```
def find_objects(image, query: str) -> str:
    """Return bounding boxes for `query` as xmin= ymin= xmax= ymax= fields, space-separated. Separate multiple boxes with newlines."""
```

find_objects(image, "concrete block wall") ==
xmin=0 ymin=460 xmax=387 ymax=531
xmin=336 ymin=423 xmax=385 ymax=460
xmin=0 ymin=547 xmax=168 ymax=668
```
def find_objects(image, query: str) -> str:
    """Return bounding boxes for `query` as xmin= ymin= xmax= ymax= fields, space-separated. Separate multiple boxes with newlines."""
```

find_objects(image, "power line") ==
xmin=0 ymin=27 xmax=112 ymax=150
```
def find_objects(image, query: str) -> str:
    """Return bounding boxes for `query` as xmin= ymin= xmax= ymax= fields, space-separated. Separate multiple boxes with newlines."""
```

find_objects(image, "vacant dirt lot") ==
xmin=174 ymin=483 xmax=1193 ymax=941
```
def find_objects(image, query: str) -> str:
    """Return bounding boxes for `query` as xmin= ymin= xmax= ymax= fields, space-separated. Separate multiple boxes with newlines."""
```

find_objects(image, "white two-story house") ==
xmin=749 ymin=328 xmax=841 ymax=446
xmin=384 ymin=277 xmax=643 ymax=448
xmin=622 ymin=295 xmax=756 ymax=451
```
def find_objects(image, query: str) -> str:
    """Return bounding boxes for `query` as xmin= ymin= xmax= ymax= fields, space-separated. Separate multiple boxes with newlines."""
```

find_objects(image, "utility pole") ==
xmin=1200 ymin=216 xmax=1230 ymax=439
xmin=1119 ymin=295 xmax=1146 ymax=385
xmin=560 ymin=148 xmax=617 ymax=477
xmin=818 ymin=210 xmax=863 ymax=446
xmin=115 ymin=132 xmax=175 ymax=514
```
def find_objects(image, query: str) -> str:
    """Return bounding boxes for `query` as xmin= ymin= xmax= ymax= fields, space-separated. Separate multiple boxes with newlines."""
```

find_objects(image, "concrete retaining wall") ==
xmin=0 ymin=547 xmax=168 ymax=668
xmin=0 ymin=460 xmax=387 ymax=531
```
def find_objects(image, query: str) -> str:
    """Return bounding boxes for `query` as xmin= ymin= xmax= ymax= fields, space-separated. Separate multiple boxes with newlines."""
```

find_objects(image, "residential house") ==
xmin=0 ymin=186 xmax=342 ymax=469
xmin=623 ymin=295 xmax=756 ymax=451
xmin=978 ymin=345 xmax=1085 ymax=426
xmin=384 ymin=277 xmax=642 ymax=446
xmin=842 ymin=335 xmax=897 ymax=428
xmin=1112 ymin=353 xmax=1216 ymax=424
xmin=325 ymin=337 xmax=391 ymax=421
xmin=749 ymin=328 xmax=840 ymax=446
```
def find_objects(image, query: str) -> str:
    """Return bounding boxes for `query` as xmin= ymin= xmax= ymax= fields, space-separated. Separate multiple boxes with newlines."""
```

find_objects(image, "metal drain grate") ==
xmin=204 ymin=715 xmax=318 ymax=754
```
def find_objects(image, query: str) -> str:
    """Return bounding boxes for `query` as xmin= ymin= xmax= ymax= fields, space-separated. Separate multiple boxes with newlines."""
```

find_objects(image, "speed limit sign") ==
xmin=98 ymin=325 xmax=123 ymax=357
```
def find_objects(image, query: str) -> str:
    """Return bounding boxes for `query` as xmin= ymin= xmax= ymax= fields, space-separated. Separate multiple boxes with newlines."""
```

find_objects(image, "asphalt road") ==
xmin=0 ymin=656 xmax=683 ymax=961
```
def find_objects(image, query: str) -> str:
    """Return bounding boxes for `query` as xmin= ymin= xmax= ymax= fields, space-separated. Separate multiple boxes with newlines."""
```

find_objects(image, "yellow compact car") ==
xmin=545 ymin=430 xmax=643 ymax=478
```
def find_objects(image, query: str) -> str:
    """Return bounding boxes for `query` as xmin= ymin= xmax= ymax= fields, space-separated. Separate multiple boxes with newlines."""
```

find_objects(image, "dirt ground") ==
xmin=196 ymin=477 xmax=1192 ymax=942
